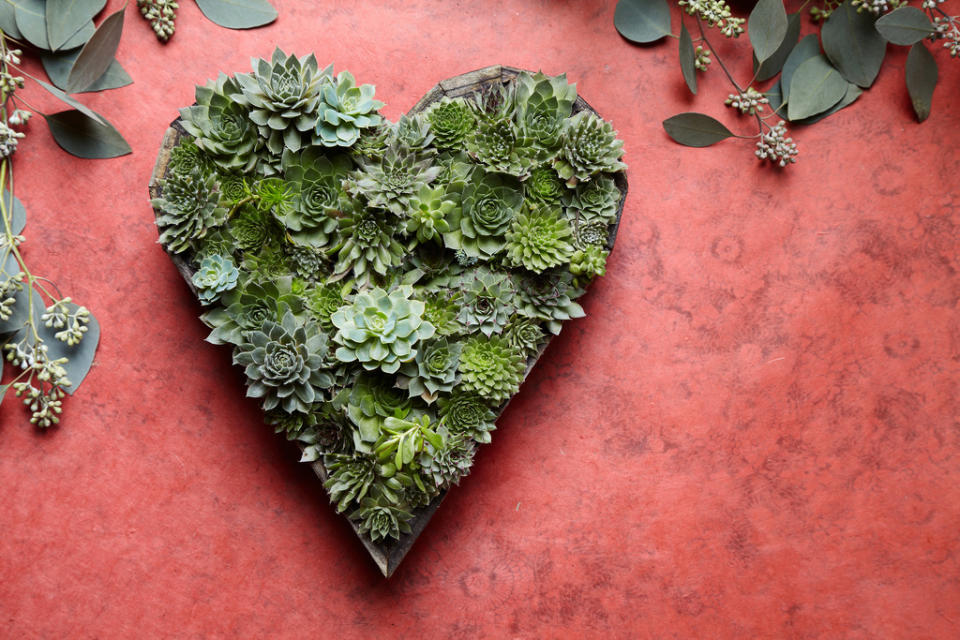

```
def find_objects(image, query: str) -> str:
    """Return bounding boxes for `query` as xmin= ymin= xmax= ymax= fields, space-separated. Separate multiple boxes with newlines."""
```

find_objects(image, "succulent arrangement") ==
xmin=151 ymin=52 xmax=627 ymax=544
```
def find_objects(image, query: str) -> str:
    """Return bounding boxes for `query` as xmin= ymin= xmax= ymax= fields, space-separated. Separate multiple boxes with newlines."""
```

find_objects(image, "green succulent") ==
xmin=351 ymin=124 xmax=391 ymax=161
xmin=153 ymin=167 xmax=228 ymax=254
xmin=193 ymin=227 xmax=234 ymax=262
xmin=309 ymin=401 xmax=353 ymax=453
xmin=279 ymin=148 xmax=352 ymax=247
xmin=569 ymin=244 xmax=609 ymax=284
xmin=458 ymin=268 xmax=515 ymax=337
xmin=503 ymin=317 xmax=546 ymax=356
xmin=466 ymin=114 xmax=540 ymax=179
xmin=227 ymin=205 xmax=276 ymax=252
xmin=437 ymin=391 xmax=497 ymax=444
xmin=285 ymin=245 xmax=328 ymax=281
xmin=514 ymin=71 xmax=577 ymax=151
xmin=168 ymin=140 xmax=214 ymax=177
xmin=324 ymin=452 xmax=378 ymax=512
xmin=444 ymin=172 xmax=523 ymax=259
xmin=191 ymin=254 xmax=240 ymax=305
xmin=305 ymin=282 xmax=344 ymax=332
xmin=180 ymin=74 xmax=260 ymax=173
xmin=391 ymin=114 xmax=434 ymax=151
xmin=419 ymin=430 xmax=476 ymax=490
xmin=233 ymin=310 xmax=334 ymax=414
xmin=330 ymin=205 xmax=405 ymax=284
xmin=345 ymin=373 xmax=413 ymax=444
xmin=406 ymin=185 xmax=455 ymax=244
xmin=241 ymin=243 xmax=289 ymax=280
xmin=254 ymin=177 xmax=295 ymax=214
xmin=566 ymin=175 xmax=620 ymax=225
xmin=573 ymin=219 xmax=610 ymax=249
xmin=349 ymin=495 xmax=414 ymax=542
xmin=419 ymin=289 xmax=462 ymax=337
xmin=406 ymin=242 xmax=460 ymax=285
xmin=424 ymin=97 xmax=475 ymax=150
xmin=398 ymin=337 xmax=462 ymax=403
xmin=346 ymin=146 xmax=441 ymax=216
xmin=504 ymin=207 xmax=575 ymax=273
xmin=315 ymin=70 xmax=384 ymax=147
xmin=524 ymin=166 xmax=567 ymax=207
xmin=218 ymin=173 xmax=249 ymax=206
xmin=265 ymin=408 xmax=319 ymax=440
xmin=554 ymin=111 xmax=627 ymax=186
xmin=514 ymin=270 xmax=586 ymax=334
xmin=233 ymin=49 xmax=331 ymax=156
xmin=331 ymin=286 xmax=436 ymax=374
xmin=458 ymin=335 xmax=526 ymax=403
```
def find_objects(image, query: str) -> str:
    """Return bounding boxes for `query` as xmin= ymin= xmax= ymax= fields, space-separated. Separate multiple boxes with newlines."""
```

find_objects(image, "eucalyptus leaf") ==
xmin=13 ymin=0 xmax=49 ymax=49
xmin=905 ymin=42 xmax=937 ymax=122
xmin=614 ymin=0 xmax=671 ymax=44
xmin=43 ymin=109 xmax=131 ymax=159
xmin=765 ymin=79 xmax=783 ymax=115
xmin=781 ymin=34 xmax=822 ymax=104
xmin=749 ymin=0 xmax=788 ymax=64
xmin=42 ymin=50 xmax=132 ymax=93
xmin=822 ymin=0 xmax=887 ymax=88
xmin=195 ymin=0 xmax=278 ymax=29
xmin=875 ymin=7 xmax=935 ymax=46
xmin=46 ymin=0 xmax=105 ymax=51
xmin=3 ymin=189 xmax=26 ymax=235
xmin=31 ymin=75 xmax=106 ymax=124
xmin=794 ymin=82 xmax=862 ymax=125
xmin=787 ymin=55 xmax=847 ymax=121
xmin=663 ymin=113 xmax=734 ymax=147
xmin=679 ymin=23 xmax=697 ymax=95
xmin=0 ymin=383 xmax=7 ymax=404
xmin=754 ymin=13 xmax=801 ymax=82
xmin=0 ymin=0 xmax=22 ymax=38
xmin=66 ymin=7 xmax=124 ymax=93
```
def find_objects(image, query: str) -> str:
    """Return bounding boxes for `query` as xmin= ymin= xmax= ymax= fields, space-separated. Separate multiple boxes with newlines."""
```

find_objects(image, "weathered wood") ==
xmin=151 ymin=66 xmax=628 ymax=578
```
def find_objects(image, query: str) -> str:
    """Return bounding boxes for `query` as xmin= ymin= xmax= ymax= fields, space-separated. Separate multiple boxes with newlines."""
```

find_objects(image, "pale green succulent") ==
xmin=191 ymin=254 xmax=239 ymax=304
xmin=153 ymin=167 xmax=228 ymax=254
xmin=573 ymin=219 xmax=610 ymax=249
xmin=419 ymin=290 xmax=462 ymax=337
xmin=233 ymin=310 xmax=334 ymax=414
xmin=505 ymin=207 xmax=575 ymax=273
xmin=443 ymin=172 xmax=523 ymax=259
xmin=458 ymin=335 xmax=526 ymax=403
xmin=279 ymin=147 xmax=352 ymax=247
xmin=554 ymin=111 xmax=627 ymax=186
xmin=437 ymin=391 xmax=497 ymax=444
xmin=566 ymin=175 xmax=620 ymax=225
xmin=570 ymin=244 xmax=609 ymax=279
xmin=424 ymin=98 xmax=475 ymax=150
xmin=331 ymin=286 xmax=436 ymax=374
xmin=406 ymin=185 xmax=455 ymax=244
xmin=391 ymin=114 xmax=434 ymax=151
xmin=457 ymin=269 xmax=515 ymax=337
xmin=345 ymin=146 xmax=441 ymax=216
xmin=315 ymin=71 xmax=384 ymax=147
xmin=524 ymin=166 xmax=567 ymax=207
xmin=349 ymin=495 xmax=414 ymax=541
xmin=398 ymin=337 xmax=462 ymax=403
xmin=514 ymin=270 xmax=586 ymax=334
xmin=504 ymin=317 xmax=546 ymax=356
xmin=180 ymin=74 xmax=260 ymax=173
xmin=330 ymin=205 xmax=405 ymax=284
xmin=514 ymin=71 xmax=577 ymax=152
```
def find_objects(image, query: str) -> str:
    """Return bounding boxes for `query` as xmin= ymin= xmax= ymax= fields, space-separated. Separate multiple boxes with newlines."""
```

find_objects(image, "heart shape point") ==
xmin=149 ymin=63 xmax=628 ymax=577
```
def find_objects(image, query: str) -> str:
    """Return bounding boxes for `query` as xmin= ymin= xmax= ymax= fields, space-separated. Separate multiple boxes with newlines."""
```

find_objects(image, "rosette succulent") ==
xmin=566 ymin=175 xmax=620 ymax=225
xmin=315 ymin=71 xmax=384 ymax=147
xmin=437 ymin=391 xmax=497 ymax=444
xmin=168 ymin=140 xmax=214 ymax=177
xmin=457 ymin=269 xmax=515 ymax=337
xmin=346 ymin=146 xmax=441 ymax=216
xmin=505 ymin=207 xmax=575 ymax=273
xmin=420 ymin=432 xmax=476 ymax=489
xmin=514 ymin=71 xmax=577 ymax=152
xmin=504 ymin=317 xmax=546 ymax=355
xmin=525 ymin=166 xmax=567 ymax=206
xmin=219 ymin=174 xmax=249 ymax=206
xmin=573 ymin=219 xmax=610 ymax=249
xmin=331 ymin=286 xmax=436 ymax=374
xmin=444 ymin=172 xmax=523 ymax=259
xmin=279 ymin=148 xmax=352 ymax=247
xmin=419 ymin=290 xmax=462 ymax=337
xmin=466 ymin=114 xmax=539 ymax=179
xmin=233 ymin=49 xmax=331 ymax=155
xmin=458 ymin=335 xmax=526 ymax=403
xmin=324 ymin=453 xmax=378 ymax=512
xmin=554 ymin=111 xmax=627 ymax=186
xmin=345 ymin=373 xmax=413 ymax=444
xmin=515 ymin=270 xmax=586 ymax=334
xmin=425 ymin=98 xmax=475 ymax=150
xmin=233 ymin=310 xmax=334 ymax=414
xmin=391 ymin=114 xmax=434 ymax=151
xmin=398 ymin=337 xmax=462 ymax=403
xmin=228 ymin=205 xmax=278 ymax=252
xmin=180 ymin=74 xmax=259 ymax=173
xmin=406 ymin=185 xmax=455 ymax=244
xmin=191 ymin=254 xmax=239 ymax=304
xmin=351 ymin=124 xmax=391 ymax=160
xmin=569 ymin=244 xmax=609 ymax=284
xmin=153 ymin=167 xmax=228 ymax=254
xmin=305 ymin=282 xmax=344 ymax=332
xmin=349 ymin=495 xmax=414 ymax=542
xmin=330 ymin=206 xmax=405 ymax=283
xmin=285 ymin=245 xmax=327 ymax=281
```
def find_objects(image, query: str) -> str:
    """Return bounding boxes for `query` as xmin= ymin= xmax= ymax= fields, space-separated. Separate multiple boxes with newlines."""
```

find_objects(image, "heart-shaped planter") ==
xmin=149 ymin=63 xmax=627 ymax=577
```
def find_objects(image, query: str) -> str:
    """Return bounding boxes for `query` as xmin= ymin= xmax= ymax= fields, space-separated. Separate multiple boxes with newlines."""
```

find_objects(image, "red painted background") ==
xmin=2 ymin=1 xmax=959 ymax=637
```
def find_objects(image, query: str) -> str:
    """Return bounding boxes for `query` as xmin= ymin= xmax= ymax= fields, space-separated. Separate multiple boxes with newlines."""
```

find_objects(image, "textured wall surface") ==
xmin=1 ymin=1 xmax=959 ymax=637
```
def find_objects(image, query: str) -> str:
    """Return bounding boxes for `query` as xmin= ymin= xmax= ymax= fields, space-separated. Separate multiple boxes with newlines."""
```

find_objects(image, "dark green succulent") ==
xmin=458 ymin=335 xmax=526 ymax=403
xmin=305 ymin=282 xmax=344 ymax=332
xmin=514 ymin=270 xmax=586 ymax=334
xmin=466 ymin=114 xmax=539 ymax=179
xmin=524 ymin=166 xmax=567 ymax=207
xmin=265 ymin=408 xmax=319 ymax=440
xmin=241 ymin=243 xmax=289 ymax=280
xmin=153 ymin=167 xmax=228 ymax=254
xmin=315 ymin=71 xmax=384 ymax=147
xmin=514 ymin=71 xmax=577 ymax=152
xmin=279 ymin=148 xmax=351 ymax=247
xmin=566 ymin=175 xmax=620 ymax=225
xmin=406 ymin=185 xmax=455 ymax=245
xmin=330 ymin=205 xmax=405 ymax=284
xmin=218 ymin=173 xmax=250 ymax=206
xmin=391 ymin=114 xmax=434 ymax=151
xmin=168 ymin=140 xmax=214 ymax=177
xmin=444 ymin=172 xmax=523 ymax=259
xmin=285 ymin=245 xmax=327 ymax=281
xmin=349 ymin=495 xmax=414 ymax=542
xmin=505 ymin=207 xmax=575 ymax=273
xmin=569 ymin=244 xmax=609 ymax=284
xmin=324 ymin=452 xmax=378 ymax=512
xmin=458 ymin=268 xmax=515 ymax=337
xmin=191 ymin=254 xmax=240 ymax=305
xmin=554 ymin=111 xmax=627 ymax=186
xmin=180 ymin=74 xmax=260 ymax=173
xmin=425 ymin=98 xmax=475 ymax=150
xmin=233 ymin=310 xmax=334 ymax=414
xmin=202 ymin=277 xmax=306 ymax=346
xmin=331 ymin=286 xmax=435 ymax=374
xmin=504 ymin=317 xmax=546 ymax=356
xmin=345 ymin=146 xmax=441 ymax=216
xmin=420 ymin=430 xmax=476 ymax=490
xmin=351 ymin=124 xmax=391 ymax=161
xmin=228 ymin=205 xmax=279 ymax=252
xmin=234 ymin=49 xmax=331 ymax=156
xmin=345 ymin=373 xmax=413 ymax=444
xmin=398 ymin=337 xmax=462 ymax=403
xmin=437 ymin=391 xmax=497 ymax=444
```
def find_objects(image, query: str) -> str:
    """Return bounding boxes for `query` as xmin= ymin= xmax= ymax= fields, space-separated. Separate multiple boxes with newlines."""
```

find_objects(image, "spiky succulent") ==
xmin=444 ymin=172 xmax=523 ymax=259
xmin=573 ymin=219 xmax=610 ymax=249
xmin=218 ymin=173 xmax=249 ymax=206
xmin=398 ymin=337 xmax=462 ymax=402
xmin=504 ymin=317 xmax=546 ymax=355
xmin=425 ymin=98 xmax=475 ymax=149
xmin=346 ymin=146 xmax=441 ymax=216
xmin=254 ymin=177 xmax=295 ymax=214
xmin=569 ymin=244 xmax=609 ymax=284
xmin=168 ymin=140 xmax=214 ymax=177
xmin=285 ymin=245 xmax=327 ymax=281
xmin=514 ymin=71 xmax=577 ymax=152
xmin=554 ymin=111 xmax=627 ymax=186
xmin=227 ymin=205 xmax=275 ymax=252
xmin=331 ymin=286 xmax=435 ymax=374
xmin=420 ymin=431 xmax=476 ymax=489
xmin=406 ymin=185 xmax=455 ymax=244
xmin=566 ymin=175 xmax=620 ymax=225
xmin=330 ymin=205 xmax=405 ymax=283
xmin=153 ymin=167 xmax=228 ymax=253
xmin=180 ymin=74 xmax=259 ymax=173
xmin=324 ymin=453 xmax=378 ymax=512
xmin=351 ymin=124 xmax=391 ymax=161
xmin=279 ymin=148 xmax=351 ymax=247
xmin=191 ymin=254 xmax=239 ymax=304
xmin=458 ymin=269 xmax=515 ymax=337
xmin=233 ymin=310 xmax=334 ymax=413
xmin=505 ymin=207 xmax=575 ymax=273
xmin=391 ymin=114 xmax=434 ymax=151
xmin=458 ymin=335 xmax=526 ymax=403
xmin=437 ymin=391 xmax=497 ymax=444
xmin=305 ymin=282 xmax=344 ymax=332
xmin=466 ymin=114 xmax=539 ymax=179
xmin=315 ymin=71 xmax=384 ymax=147
xmin=349 ymin=495 xmax=414 ymax=542
xmin=234 ymin=49 xmax=330 ymax=156
xmin=514 ymin=270 xmax=586 ymax=334
xmin=525 ymin=166 xmax=567 ymax=207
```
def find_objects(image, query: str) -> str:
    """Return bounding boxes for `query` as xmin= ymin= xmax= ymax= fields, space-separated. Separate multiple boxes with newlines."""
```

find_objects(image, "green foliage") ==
xmin=504 ymin=317 xmax=546 ymax=356
xmin=505 ymin=207 xmax=575 ymax=274
xmin=191 ymin=254 xmax=239 ymax=304
xmin=458 ymin=335 xmax=526 ymax=403
xmin=349 ymin=495 xmax=414 ymax=542
xmin=398 ymin=337 xmax=463 ymax=403
xmin=345 ymin=145 xmax=441 ymax=216
xmin=425 ymin=98 xmax=475 ymax=150
xmin=279 ymin=147 xmax=351 ymax=247
xmin=181 ymin=74 xmax=260 ymax=173
xmin=554 ymin=111 xmax=627 ymax=186
xmin=457 ymin=269 xmax=515 ymax=337
xmin=315 ymin=71 xmax=384 ymax=147
xmin=152 ymin=167 xmax=228 ymax=254
xmin=444 ymin=172 xmax=523 ymax=259
xmin=437 ymin=391 xmax=497 ymax=444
